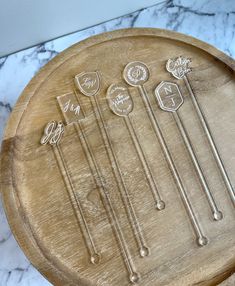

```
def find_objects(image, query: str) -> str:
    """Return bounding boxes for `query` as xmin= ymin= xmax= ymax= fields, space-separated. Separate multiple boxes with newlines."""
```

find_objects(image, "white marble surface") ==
xmin=0 ymin=0 xmax=235 ymax=285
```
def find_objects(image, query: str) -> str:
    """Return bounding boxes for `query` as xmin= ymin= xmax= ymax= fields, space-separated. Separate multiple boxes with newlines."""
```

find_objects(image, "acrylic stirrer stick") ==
xmin=166 ymin=56 xmax=235 ymax=207
xmin=75 ymin=71 xmax=149 ymax=258
xmin=57 ymin=92 xmax=139 ymax=283
xmin=107 ymin=82 xmax=165 ymax=210
xmin=123 ymin=61 xmax=209 ymax=246
xmin=40 ymin=120 xmax=100 ymax=264
xmin=155 ymin=81 xmax=223 ymax=222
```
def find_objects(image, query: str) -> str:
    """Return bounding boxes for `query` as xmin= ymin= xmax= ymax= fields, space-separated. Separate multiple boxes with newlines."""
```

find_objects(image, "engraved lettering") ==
xmin=81 ymin=77 xmax=97 ymax=89
xmin=166 ymin=56 xmax=191 ymax=79
xmin=63 ymin=100 xmax=70 ymax=112
xmin=75 ymin=72 xmax=100 ymax=97
xmin=113 ymin=93 xmax=130 ymax=107
xmin=155 ymin=81 xmax=183 ymax=112
xmin=57 ymin=93 xmax=84 ymax=125
xmin=40 ymin=121 xmax=64 ymax=145
xmin=63 ymin=99 xmax=80 ymax=115
xmin=107 ymin=83 xmax=133 ymax=116
xmin=164 ymin=86 xmax=172 ymax=94
xmin=131 ymin=66 xmax=142 ymax=79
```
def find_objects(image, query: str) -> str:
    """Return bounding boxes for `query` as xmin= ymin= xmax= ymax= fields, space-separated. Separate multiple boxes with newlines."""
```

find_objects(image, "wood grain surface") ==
xmin=1 ymin=28 xmax=235 ymax=286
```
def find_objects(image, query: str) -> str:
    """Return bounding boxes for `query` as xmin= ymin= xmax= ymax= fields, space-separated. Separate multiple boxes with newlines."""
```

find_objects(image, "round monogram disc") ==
xmin=123 ymin=61 xmax=150 ymax=86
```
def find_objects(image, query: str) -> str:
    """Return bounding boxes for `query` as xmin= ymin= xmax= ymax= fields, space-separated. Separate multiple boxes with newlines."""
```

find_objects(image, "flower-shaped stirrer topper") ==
xmin=166 ymin=56 xmax=235 ymax=207
xmin=166 ymin=56 xmax=191 ymax=79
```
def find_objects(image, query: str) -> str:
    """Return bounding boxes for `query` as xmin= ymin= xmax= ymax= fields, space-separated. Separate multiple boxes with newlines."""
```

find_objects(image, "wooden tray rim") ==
xmin=1 ymin=28 xmax=235 ymax=286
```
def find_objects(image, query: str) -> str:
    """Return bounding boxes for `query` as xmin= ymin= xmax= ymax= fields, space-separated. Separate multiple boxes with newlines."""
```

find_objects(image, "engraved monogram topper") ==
xmin=155 ymin=81 xmax=184 ymax=112
xmin=123 ymin=61 xmax=149 ymax=86
xmin=107 ymin=83 xmax=134 ymax=117
xmin=40 ymin=121 xmax=65 ymax=145
xmin=75 ymin=71 xmax=100 ymax=96
xmin=57 ymin=92 xmax=84 ymax=125
xmin=166 ymin=56 xmax=191 ymax=79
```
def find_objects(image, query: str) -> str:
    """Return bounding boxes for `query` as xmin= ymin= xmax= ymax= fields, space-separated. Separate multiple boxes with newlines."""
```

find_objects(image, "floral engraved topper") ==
xmin=166 ymin=56 xmax=191 ymax=79
xmin=123 ymin=61 xmax=149 ymax=87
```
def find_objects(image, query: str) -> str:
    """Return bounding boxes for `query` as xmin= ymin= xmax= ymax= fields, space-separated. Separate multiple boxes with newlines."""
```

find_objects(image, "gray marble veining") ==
xmin=0 ymin=0 xmax=234 ymax=285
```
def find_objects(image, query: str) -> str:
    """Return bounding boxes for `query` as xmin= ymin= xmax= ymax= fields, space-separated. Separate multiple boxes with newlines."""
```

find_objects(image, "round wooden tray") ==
xmin=1 ymin=28 xmax=235 ymax=286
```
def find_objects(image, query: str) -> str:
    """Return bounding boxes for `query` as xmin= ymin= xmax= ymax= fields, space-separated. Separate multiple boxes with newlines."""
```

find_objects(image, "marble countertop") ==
xmin=0 ymin=0 xmax=235 ymax=285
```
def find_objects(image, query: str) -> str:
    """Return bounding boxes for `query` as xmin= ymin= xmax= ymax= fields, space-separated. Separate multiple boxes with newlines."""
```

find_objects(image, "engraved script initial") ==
xmin=40 ymin=121 xmax=64 ymax=145
xmin=107 ymin=83 xmax=134 ymax=116
xmin=75 ymin=72 xmax=100 ymax=96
